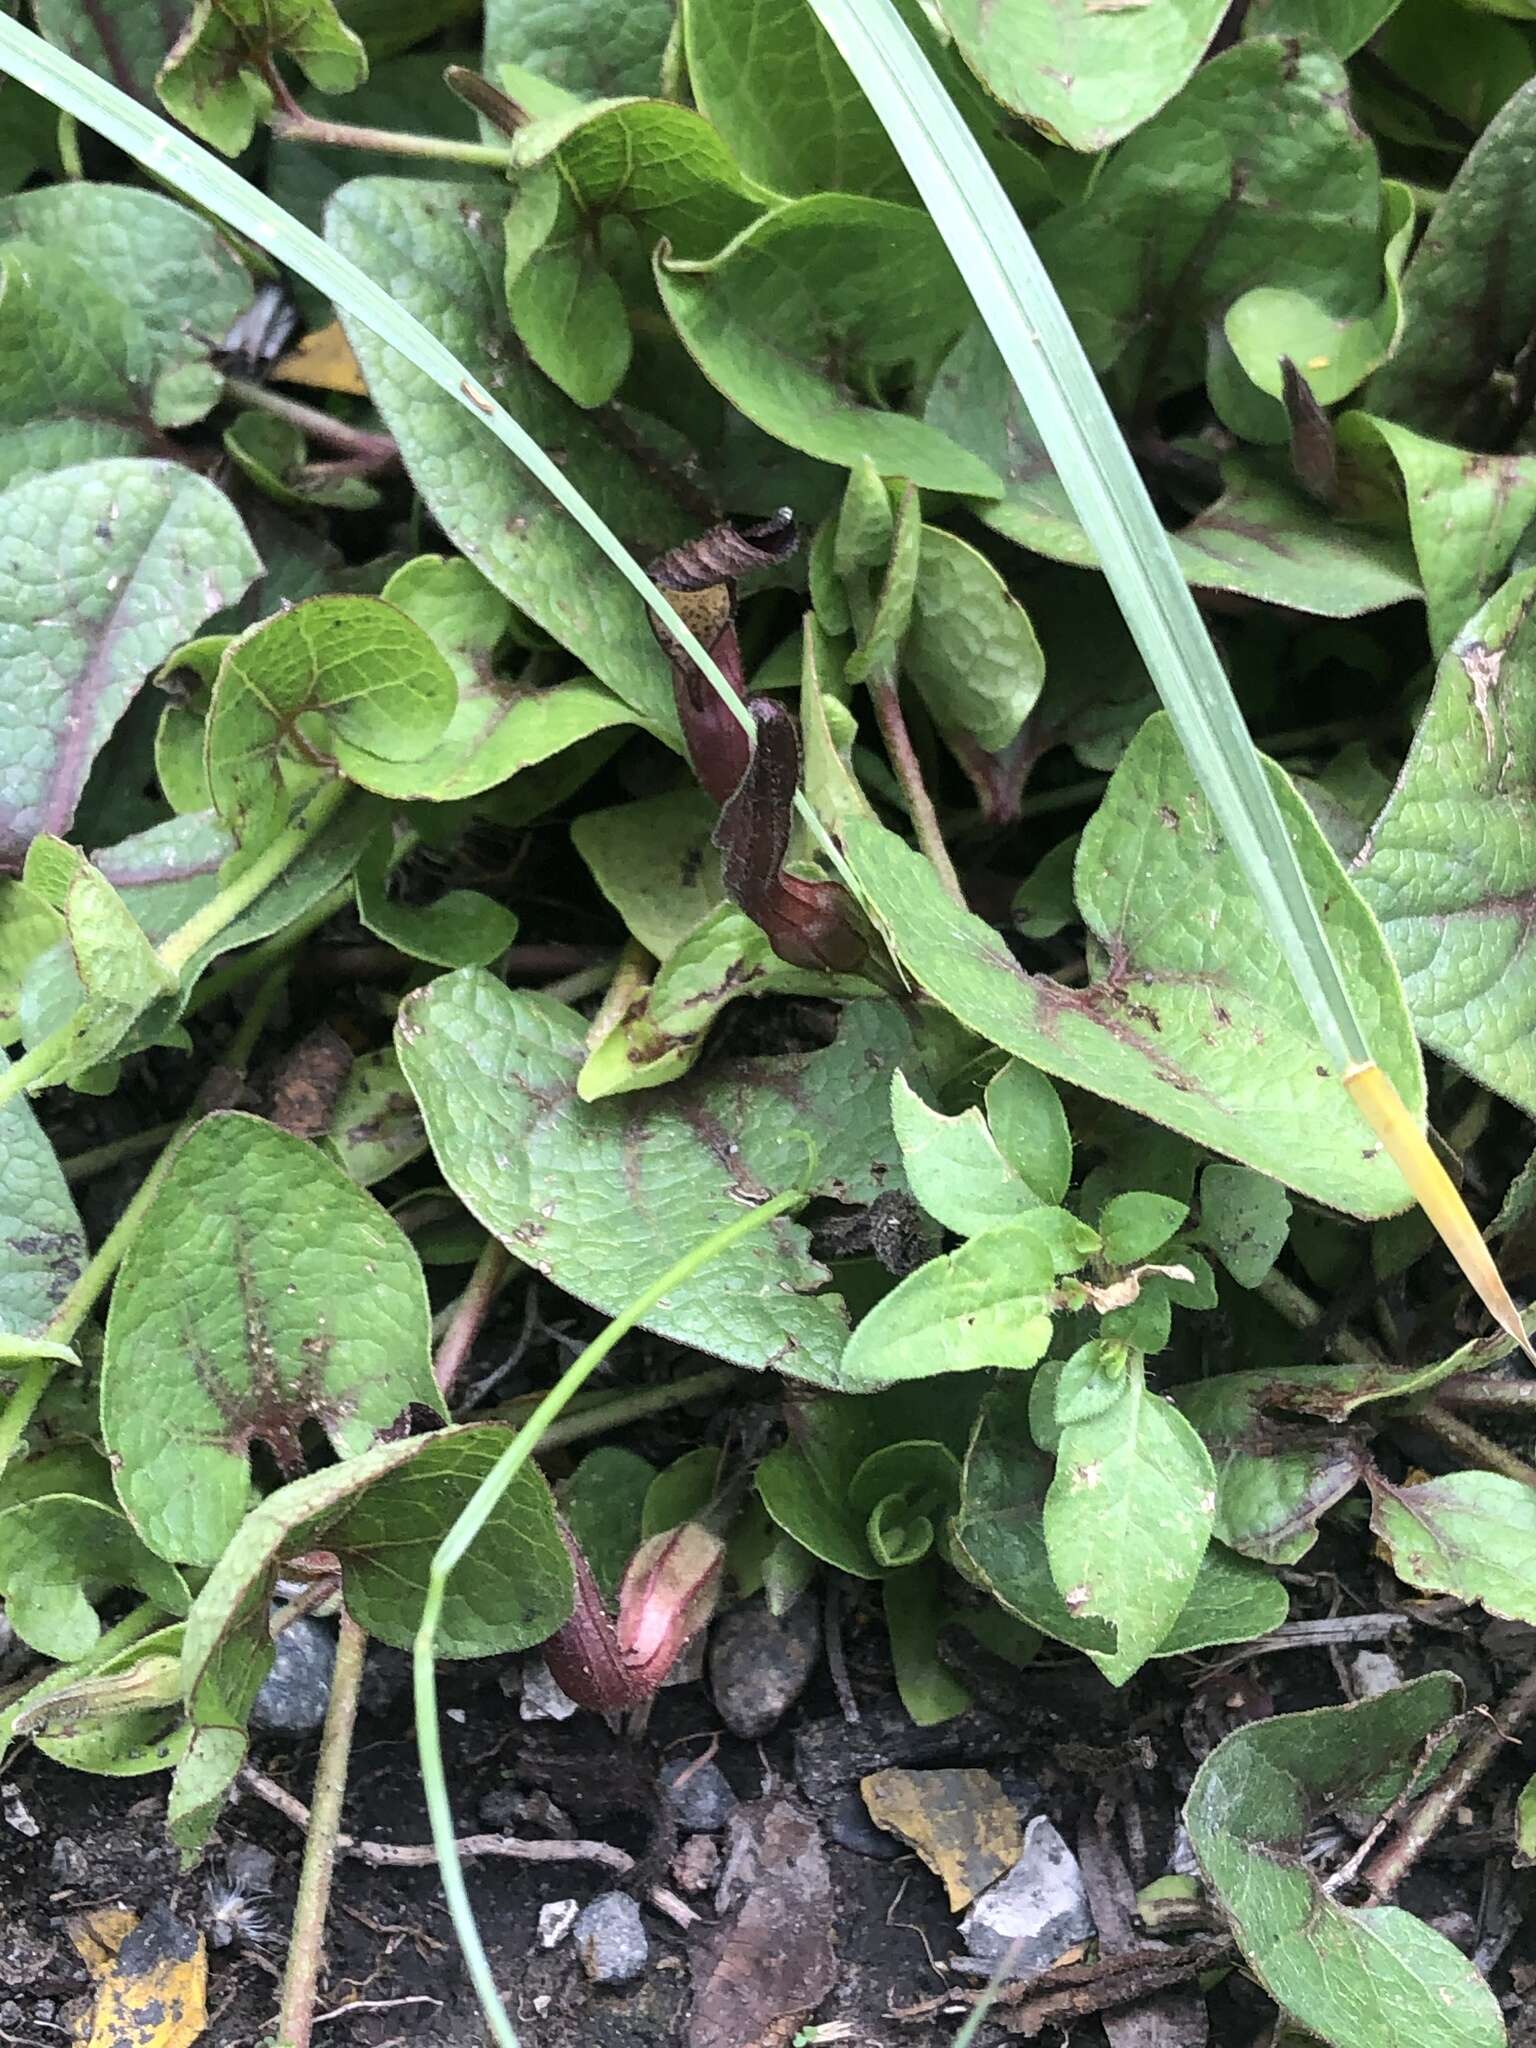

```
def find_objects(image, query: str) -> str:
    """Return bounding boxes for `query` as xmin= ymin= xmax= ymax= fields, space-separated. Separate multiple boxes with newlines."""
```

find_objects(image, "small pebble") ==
xmin=250 ymin=1616 xmax=335 ymax=1734
xmin=671 ymin=1833 xmax=721 ymax=1894
xmin=49 ymin=1836 xmax=90 ymax=1886
xmin=226 ymin=1842 xmax=278 ymax=1892
xmin=823 ymin=1786 xmax=906 ymax=1861
xmin=961 ymin=1816 xmax=1094 ymax=1972
xmin=708 ymin=1593 xmax=821 ymax=1738
xmin=538 ymin=1899 xmax=578 ymax=1948
xmin=661 ymin=1756 xmax=737 ymax=1832
xmin=1348 ymin=1649 xmax=1402 ymax=1699
xmin=520 ymin=1657 xmax=579 ymax=1723
xmin=573 ymin=1891 xmax=649 ymax=1985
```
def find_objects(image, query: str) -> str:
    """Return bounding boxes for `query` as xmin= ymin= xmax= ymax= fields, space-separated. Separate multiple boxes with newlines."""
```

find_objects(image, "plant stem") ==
xmin=434 ymin=1239 xmax=513 ymax=1401
xmin=1434 ymin=1376 xmax=1536 ymax=1412
xmin=183 ymin=879 xmax=353 ymax=1019
xmin=869 ymin=674 xmax=965 ymax=906
xmin=274 ymin=1612 xmax=368 ymax=2048
xmin=1254 ymin=1268 xmax=1387 ymax=1365
xmin=1362 ymin=1659 xmax=1536 ymax=1901
xmin=490 ymin=1364 xmax=745 ymax=1447
xmin=541 ymin=958 xmax=618 ymax=1008
xmin=414 ymin=1186 xmax=806 ymax=2048
xmin=1413 ymin=1400 xmax=1536 ymax=1490
xmin=223 ymin=376 xmax=398 ymax=464
xmin=60 ymin=1122 xmax=181 ymax=1184
xmin=160 ymin=779 xmax=354 ymax=976
xmin=269 ymin=110 xmax=516 ymax=168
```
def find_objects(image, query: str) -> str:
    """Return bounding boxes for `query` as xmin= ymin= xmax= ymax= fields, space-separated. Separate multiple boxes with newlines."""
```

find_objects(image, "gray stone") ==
xmin=960 ymin=1816 xmax=1094 ymax=1972
xmin=226 ymin=1842 xmax=277 ymax=1893
xmin=573 ymin=1891 xmax=649 ymax=1985
xmin=49 ymin=1835 xmax=90 ymax=1886
xmin=250 ymin=1616 xmax=335 ymax=1734
xmin=823 ymin=1786 xmax=904 ymax=1861
xmin=708 ymin=1593 xmax=820 ymax=1738
xmin=537 ymin=1899 xmax=578 ymax=1948
xmin=520 ymin=1656 xmax=579 ymax=1722
xmin=661 ymin=1757 xmax=737 ymax=1832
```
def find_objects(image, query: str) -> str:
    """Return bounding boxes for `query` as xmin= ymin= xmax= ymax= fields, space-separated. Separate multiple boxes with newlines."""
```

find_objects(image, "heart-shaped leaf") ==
xmin=102 ymin=1111 xmax=442 ymax=1565
xmin=841 ymin=713 xmax=1423 ymax=1217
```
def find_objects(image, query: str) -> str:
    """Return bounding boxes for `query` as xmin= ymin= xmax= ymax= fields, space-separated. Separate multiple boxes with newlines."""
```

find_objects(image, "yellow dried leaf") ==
xmin=68 ymin=1905 xmax=207 ymax=2048
xmin=272 ymin=319 xmax=368 ymax=395
xmin=861 ymin=1765 xmax=1022 ymax=1908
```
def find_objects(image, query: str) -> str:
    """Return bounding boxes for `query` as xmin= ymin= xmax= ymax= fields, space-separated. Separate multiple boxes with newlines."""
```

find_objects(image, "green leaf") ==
xmin=172 ymin=1422 xmax=572 ymax=1851
xmin=355 ymin=828 xmax=518 ymax=969
xmin=507 ymin=202 xmax=632 ymax=408
xmin=1197 ymin=1163 xmax=1292 ymax=1288
xmin=902 ymin=524 xmax=1044 ymax=753
xmin=21 ymin=1622 xmax=189 ymax=1779
xmin=890 ymin=1070 xmax=1047 ymax=1238
xmin=852 ymin=1438 xmax=960 ymax=1570
xmin=1187 ymin=1678 xmax=1505 ymax=2048
xmin=324 ymin=1046 xmax=429 ymax=1186
xmin=32 ymin=0 xmax=178 ymax=104
xmin=1339 ymin=414 xmax=1536 ymax=656
xmin=395 ymin=973 xmax=912 ymax=1384
xmin=102 ymin=1111 xmax=442 ymax=1565
xmin=573 ymin=788 xmax=727 ymax=959
xmin=835 ymin=456 xmax=894 ymax=579
xmin=927 ymin=328 xmax=1419 ymax=614
xmin=1241 ymin=0 xmax=1395 ymax=54
xmin=223 ymin=410 xmax=381 ymax=512
xmin=205 ymin=594 xmax=458 ymax=841
xmin=0 ymin=183 xmax=251 ymax=429
xmin=17 ymin=838 xmax=178 ymax=1085
xmin=1153 ymin=1541 xmax=1288 ymax=1655
xmin=641 ymin=1445 xmax=720 ymax=1539
xmin=0 ymin=1050 xmax=85 ymax=1342
xmin=485 ymin=0 xmax=673 ymax=99
xmin=1176 ymin=1368 xmax=1369 ymax=1565
xmin=844 ymin=482 xmax=921 ymax=687
xmin=1370 ymin=1471 xmax=1536 ymax=1624
xmin=157 ymin=0 xmax=368 ymax=155
xmin=0 ymin=459 xmax=259 ymax=863
xmin=1034 ymin=41 xmax=1381 ymax=401
xmin=507 ymin=86 xmax=767 ymax=261
xmin=757 ymin=1383 xmax=980 ymax=1576
xmin=1367 ymin=78 xmax=1536 ymax=440
xmin=1043 ymin=1353 xmax=1215 ymax=1684
xmin=1099 ymin=1191 xmax=1188 ymax=1267
xmin=656 ymin=196 xmax=1002 ymax=496
xmin=561 ymin=1446 xmax=656 ymax=1603
xmin=932 ymin=0 xmax=1225 ymax=152
xmin=1219 ymin=182 xmax=1414 ymax=435
xmin=380 ymin=556 xmax=634 ymax=801
xmin=883 ymin=1558 xmax=972 ymax=1725
xmin=326 ymin=177 xmax=687 ymax=732
xmin=1356 ymin=572 xmax=1536 ymax=1120
xmin=839 ymin=1218 xmax=1066 ymax=1387
xmin=952 ymin=1382 xmax=1117 ymax=1657
xmin=841 ymin=714 xmax=1424 ymax=1218
xmin=983 ymin=1059 xmax=1071 ymax=1206
xmin=0 ymin=1449 xmax=188 ymax=1660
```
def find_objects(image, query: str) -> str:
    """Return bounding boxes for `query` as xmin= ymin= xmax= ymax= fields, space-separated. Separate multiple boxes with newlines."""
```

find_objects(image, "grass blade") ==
xmin=808 ymin=0 xmax=1536 ymax=1364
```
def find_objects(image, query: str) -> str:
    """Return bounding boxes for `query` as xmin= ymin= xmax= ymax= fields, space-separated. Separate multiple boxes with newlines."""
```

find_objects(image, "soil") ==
xmin=4 ymin=1571 xmax=1532 ymax=2045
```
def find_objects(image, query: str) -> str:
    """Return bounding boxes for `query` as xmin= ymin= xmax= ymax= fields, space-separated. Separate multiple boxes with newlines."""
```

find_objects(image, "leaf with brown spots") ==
xmin=841 ymin=712 xmax=1424 ymax=1217
xmin=395 ymin=973 xmax=915 ymax=1385
xmin=101 ymin=1110 xmax=442 ymax=1565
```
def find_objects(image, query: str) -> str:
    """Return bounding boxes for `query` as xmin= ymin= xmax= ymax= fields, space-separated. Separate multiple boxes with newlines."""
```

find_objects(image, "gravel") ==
xmin=573 ymin=1891 xmax=649 ymax=1984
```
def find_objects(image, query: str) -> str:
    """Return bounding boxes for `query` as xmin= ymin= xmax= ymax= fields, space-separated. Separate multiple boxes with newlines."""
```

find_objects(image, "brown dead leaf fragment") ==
xmin=68 ymin=1903 xmax=207 ymax=2048
xmin=267 ymin=1023 xmax=354 ymax=1139
xmin=861 ymin=1765 xmax=1023 ymax=1909
xmin=689 ymin=1795 xmax=837 ymax=2048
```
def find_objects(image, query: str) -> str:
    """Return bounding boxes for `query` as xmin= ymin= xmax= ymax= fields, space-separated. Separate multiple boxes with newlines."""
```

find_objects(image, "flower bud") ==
xmin=614 ymin=1523 xmax=725 ymax=1689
